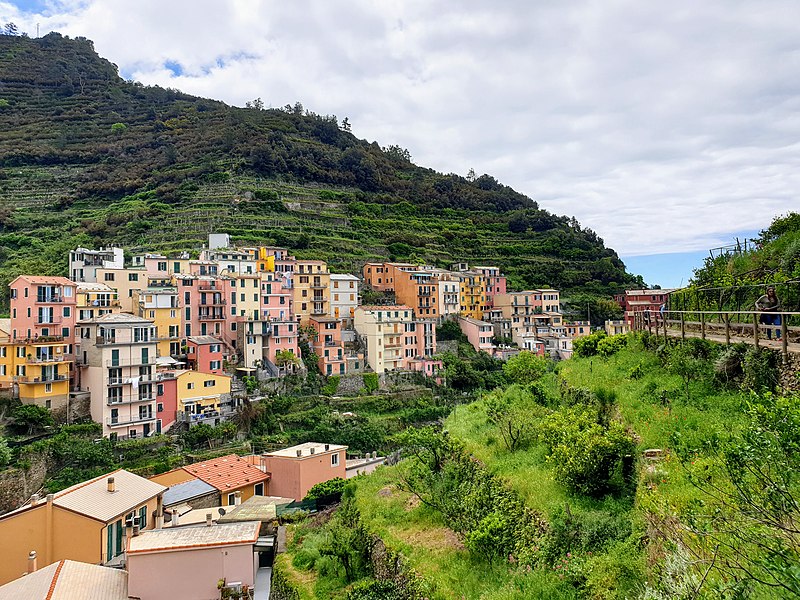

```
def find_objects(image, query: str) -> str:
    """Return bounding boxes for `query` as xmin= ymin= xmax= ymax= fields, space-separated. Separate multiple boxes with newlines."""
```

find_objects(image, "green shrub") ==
xmin=596 ymin=334 xmax=627 ymax=357
xmin=321 ymin=375 xmax=340 ymax=397
xmin=363 ymin=373 xmax=379 ymax=394
xmin=573 ymin=331 xmax=608 ymax=358
xmin=304 ymin=477 xmax=346 ymax=503
xmin=110 ymin=122 xmax=127 ymax=134
xmin=742 ymin=347 xmax=778 ymax=392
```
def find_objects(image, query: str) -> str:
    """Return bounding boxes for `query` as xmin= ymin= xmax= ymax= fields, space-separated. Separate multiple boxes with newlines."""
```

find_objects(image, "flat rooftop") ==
xmin=128 ymin=521 xmax=260 ymax=554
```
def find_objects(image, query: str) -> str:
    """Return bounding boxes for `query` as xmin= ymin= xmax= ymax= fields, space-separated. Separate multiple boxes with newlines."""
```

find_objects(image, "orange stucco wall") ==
xmin=149 ymin=468 xmax=196 ymax=487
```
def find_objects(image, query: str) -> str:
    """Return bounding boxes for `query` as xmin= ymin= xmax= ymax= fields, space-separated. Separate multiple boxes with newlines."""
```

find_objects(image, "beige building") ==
xmin=329 ymin=273 xmax=359 ymax=326
xmin=76 ymin=282 xmax=121 ymax=323
xmin=292 ymin=260 xmax=330 ymax=325
xmin=0 ymin=470 xmax=165 ymax=585
xmin=133 ymin=286 xmax=181 ymax=359
xmin=94 ymin=267 xmax=147 ymax=313
xmin=353 ymin=305 xmax=414 ymax=373
xmin=76 ymin=313 xmax=159 ymax=439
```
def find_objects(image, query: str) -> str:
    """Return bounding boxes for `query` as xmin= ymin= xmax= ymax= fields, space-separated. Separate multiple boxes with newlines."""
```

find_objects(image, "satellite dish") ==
xmin=218 ymin=508 xmax=226 ymax=516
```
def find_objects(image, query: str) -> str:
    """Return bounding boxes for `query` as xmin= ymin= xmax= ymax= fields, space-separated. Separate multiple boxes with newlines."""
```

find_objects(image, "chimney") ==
xmin=310 ymin=447 xmax=315 ymax=455
xmin=296 ymin=449 xmax=302 ymax=457
xmin=27 ymin=551 xmax=37 ymax=574
xmin=324 ymin=444 xmax=329 ymax=451
xmin=259 ymin=457 xmax=267 ymax=472
xmin=107 ymin=477 xmax=115 ymax=493
xmin=206 ymin=513 xmax=213 ymax=527
xmin=172 ymin=509 xmax=180 ymax=527
xmin=234 ymin=491 xmax=242 ymax=506
xmin=30 ymin=494 xmax=40 ymax=507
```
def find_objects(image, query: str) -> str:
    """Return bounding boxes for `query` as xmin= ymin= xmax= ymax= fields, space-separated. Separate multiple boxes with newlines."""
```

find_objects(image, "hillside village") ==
xmin=0 ymin=234 xmax=602 ymax=598
xmin=0 ymin=233 xmax=594 ymax=440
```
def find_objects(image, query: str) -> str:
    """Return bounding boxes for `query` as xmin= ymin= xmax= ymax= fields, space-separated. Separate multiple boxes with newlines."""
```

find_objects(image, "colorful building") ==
xmin=261 ymin=442 xmax=347 ymax=501
xmin=475 ymin=266 xmax=507 ymax=311
xmin=329 ymin=273 xmax=359 ymax=326
xmin=68 ymin=246 xmax=124 ymax=283
xmin=185 ymin=336 xmax=225 ymax=374
xmin=0 ymin=470 xmax=165 ymax=585
xmin=292 ymin=260 xmax=330 ymax=325
xmin=133 ymin=286 xmax=181 ymax=359
xmin=614 ymin=289 xmax=676 ymax=328
xmin=309 ymin=316 xmax=347 ymax=376
xmin=93 ymin=267 xmax=147 ymax=313
xmin=354 ymin=305 xmax=414 ymax=373
xmin=76 ymin=313 xmax=159 ymax=439
xmin=458 ymin=316 xmax=495 ymax=353
xmin=394 ymin=269 xmax=439 ymax=320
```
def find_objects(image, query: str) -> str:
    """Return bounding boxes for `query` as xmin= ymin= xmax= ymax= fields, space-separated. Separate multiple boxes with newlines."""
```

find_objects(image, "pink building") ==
xmin=260 ymin=272 xmax=294 ymax=321
xmin=262 ymin=442 xmax=347 ymax=500
xmin=614 ymin=289 xmax=676 ymax=328
xmin=127 ymin=521 xmax=261 ymax=600
xmin=309 ymin=316 xmax=346 ymax=376
xmin=9 ymin=276 xmax=77 ymax=344
xmin=175 ymin=275 xmax=234 ymax=351
xmin=475 ymin=266 xmax=507 ymax=310
xmin=458 ymin=316 xmax=495 ymax=353
xmin=408 ymin=357 xmax=444 ymax=384
xmin=186 ymin=336 xmax=224 ymax=374
xmin=156 ymin=374 xmax=178 ymax=432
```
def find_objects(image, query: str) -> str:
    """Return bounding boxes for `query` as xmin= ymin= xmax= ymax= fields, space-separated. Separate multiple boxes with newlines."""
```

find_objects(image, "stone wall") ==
xmin=778 ymin=353 xmax=800 ymax=393
xmin=0 ymin=450 xmax=48 ymax=514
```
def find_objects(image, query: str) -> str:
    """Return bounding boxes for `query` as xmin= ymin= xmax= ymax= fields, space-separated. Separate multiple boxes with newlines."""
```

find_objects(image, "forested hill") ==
xmin=0 ymin=31 xmax=642 ymax=309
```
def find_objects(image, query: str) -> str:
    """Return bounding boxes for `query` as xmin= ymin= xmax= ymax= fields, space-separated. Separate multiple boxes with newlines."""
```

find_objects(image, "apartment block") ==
xmin=435 ymin=271 xmax=461 ymax=319
xmin=77 ymin=313 xmax=159 ymax=439
xmin=292 ymin=260 xmax=330 ymax=325
xmin=309 ymin=316 xmax=347 ymax=376
xmin=76 ymin=282 xmax=121 ymax=323
xmin=614 ymin=289 xmax=675 ymax=328
xmin=175 ymin=275 xmax=233 ymax=348
xmin=133 ymin=286 xmax=181 ymax=359
xmin=452 ymin=270 xmax=485 ymax=320
xmin=69 ymin=247 xmax=124 ymax=283
xmin=458 ymin=316 xmax=495 ymax=353
xmin=361 ymin=262 xmax=414 ymax=292
xmin=394 ymin=269 xmax=439 ymax=320
xmin=94 ymin=267 xmax=147 ymax=313
xmin=185 ymin=336 xmax=224 ymax=374
xmin=329 ymin=273 xmax=359 ymax=326
xmin=475 ymin=266 xmax=507 ymax=310
xmin=353 ymin=305 xmax=414 ymax=373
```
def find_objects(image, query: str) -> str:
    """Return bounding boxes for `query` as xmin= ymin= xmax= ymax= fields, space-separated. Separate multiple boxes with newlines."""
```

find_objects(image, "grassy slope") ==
xmin=282 ymin=340 xmax=753 ymax=599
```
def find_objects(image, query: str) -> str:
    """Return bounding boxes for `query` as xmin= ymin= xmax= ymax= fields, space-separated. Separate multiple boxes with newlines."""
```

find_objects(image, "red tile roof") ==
xmin=183 ymin=454 xmax=269 ymax=492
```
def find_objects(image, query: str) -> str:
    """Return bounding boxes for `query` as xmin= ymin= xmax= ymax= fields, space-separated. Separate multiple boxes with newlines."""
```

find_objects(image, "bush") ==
xmin=573 ymin=331 xmax=608 ymax=358
xmin=0 ymin=437 xmax=11 ymax=467
xmin=596 ymin=334 xmax=627 ymax=357
xmin=321 ymin=375 xmax=340 ymax=397
xmin=304 ymin=477 xmax=347 ymax=503
xmin=363 ymin=373 xmax=379 ymax=394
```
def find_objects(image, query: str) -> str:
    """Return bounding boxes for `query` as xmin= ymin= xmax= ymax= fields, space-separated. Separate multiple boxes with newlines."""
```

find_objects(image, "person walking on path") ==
xmin=755 ymin=286 xmax=781 ymax=340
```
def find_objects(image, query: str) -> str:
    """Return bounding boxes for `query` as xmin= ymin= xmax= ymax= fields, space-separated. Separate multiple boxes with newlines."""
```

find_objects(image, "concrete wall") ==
xmin=128 ymin=543 xmax=255 ymax=600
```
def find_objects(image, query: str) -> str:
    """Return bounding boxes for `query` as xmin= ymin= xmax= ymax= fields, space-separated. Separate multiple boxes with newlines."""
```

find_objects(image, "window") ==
xmin=139 ymin=505 xmax=147 ymax=530
xmin=157 ymin=384 xmax=164 ymax=397
xmin=104 ymin=273 xmax=115 ymax=282
xmin=17 ymin=346 xmax=25 ymax=358
xmin=187 ymin=382 xmax=195 ymax=390
xmin=157 ymin=262 xmax=167 ymax=271
xmin=128 ymin=273 xmax=139 ymax=281
xmin=63 ymin=306 xmax=71 ymax=317
xmin=331 ymin=453 xmax=339 ymax=467
xmin=254 ymin=482 xmax=265 ymax=496
xmin=204 ymin=380 xmax=215 ymax=388
xmin=45 ymin=383 xmax=52 ymax=393
xmin=209 ymin=344 xmax=220 ymax=353
xmin=227 ymin=493 xmax=236 ymax=505
xmin=210 ymin=360 xmax=221 ymax=370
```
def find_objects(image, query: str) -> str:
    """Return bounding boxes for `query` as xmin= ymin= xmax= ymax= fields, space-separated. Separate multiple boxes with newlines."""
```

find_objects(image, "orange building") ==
xmin=0 ymin=470 xmax=165 ymax=585
xmin=393 ymin=269 xmax=439 ymax=320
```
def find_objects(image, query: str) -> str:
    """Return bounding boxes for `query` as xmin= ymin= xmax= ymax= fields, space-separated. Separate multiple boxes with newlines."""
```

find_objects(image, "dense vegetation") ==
xmin=280 ymin=336 xmax=796 ymax=599
xmin=0 ymin=32 xmax=640 ymax=313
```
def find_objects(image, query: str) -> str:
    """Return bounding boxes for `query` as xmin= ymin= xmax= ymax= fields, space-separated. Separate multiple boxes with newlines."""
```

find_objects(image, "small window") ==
xmin=254 ymin=482 xmax=265 ymax=496
xmin=227 ymin=493 xmax=236 ymax=505
xmin=129 ymin=273 xmax=139 ymax=281
xmin=187 ymin=382 xmax=195 ymax=390
xmin=104 ymin=273 xmax=115 ymax=282
xmin=331 ymin=453 xmax=339 ymax=467
xmin=204 ymin=380 xmax=215 ymax=388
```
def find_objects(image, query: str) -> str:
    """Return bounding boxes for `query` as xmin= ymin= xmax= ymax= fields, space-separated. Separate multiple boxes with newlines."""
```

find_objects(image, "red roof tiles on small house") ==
xmin=183 ymin=454 xmax=269 ymax=492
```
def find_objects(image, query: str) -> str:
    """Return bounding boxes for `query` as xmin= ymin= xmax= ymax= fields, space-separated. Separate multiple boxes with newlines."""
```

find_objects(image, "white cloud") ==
xmin=3 ymin=0 xmax=800 ymax=256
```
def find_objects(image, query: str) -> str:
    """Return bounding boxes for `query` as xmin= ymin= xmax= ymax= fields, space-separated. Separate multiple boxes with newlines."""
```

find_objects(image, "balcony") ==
xmin=18 ymin=374 xmax=68 ymax=384
xmin=105 ymin=357 xmax=155 ymax=367
xmin=198 ymin=313 xmax=226 ymax=321
xmin=311 ymin=308 xmax=327 ymax=316
xmin=310 ymin=282 xmax=328 ymax=289
xmin=200 ymin=298 xmax=227 ymax=306
xmin=26 ymin=355 xmax=68 ymax=364
xmin=35 ymin=316 xmax=62 ymax=326
xmin=106 ymin=413 xmax=155 ymax=427
xmin=107 ymin=394 xmax=155 ymax=405
xmin=36 ymin=296 xmax=64 ymax=304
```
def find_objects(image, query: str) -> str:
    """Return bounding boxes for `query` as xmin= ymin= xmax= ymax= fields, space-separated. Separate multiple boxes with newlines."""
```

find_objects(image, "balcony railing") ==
xmin=35 ymin=316 xmax=62 ymax=326
xmin=17 ymin=374 xmax=68 ymax=384
xmin=36 ymin=296 xmax=64 ymax=304
xmin=26 ymin=355 xmax=67 ymax=364
xmin=198 ymin=313 xmax=226 ymax=321
xmin=310 ymin=282 xmax=328 ymax=289
xmin=107 ymin=394 xmax=155 ymax=405
xmin=106 ymin=413 xmax=155 ymax=426
xmin=105 ymin=357 xmax=155 ymax=367
xmin=200 ymin=298 xmax=227 ymax=306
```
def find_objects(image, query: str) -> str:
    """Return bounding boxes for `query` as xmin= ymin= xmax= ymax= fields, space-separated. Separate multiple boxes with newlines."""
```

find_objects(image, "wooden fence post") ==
xmin=724 ymin=313 xmax=730 ymax=346
xmin=680 ymin=313 xmax=685 ymax=340
xmin=700 ymin=312 xmax=706 ymax=340
xmin=753 ymin=312 xmax=759 ymax=348
xmin=782 ymin=315 xmax=788 ymax=364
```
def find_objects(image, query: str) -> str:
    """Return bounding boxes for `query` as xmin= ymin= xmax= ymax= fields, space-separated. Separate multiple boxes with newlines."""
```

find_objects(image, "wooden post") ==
xmin=680 ymin=313 xmax=685 ymax=340
xmin=781 ymin=315 xmax=788 ymax=364
xmin=700 ymin=312 xmax=706 ymax=340
xmin=753 ymin=312 xmax=759 ymax=348
xmin=724 ymin=313 xmax=730 ymax=345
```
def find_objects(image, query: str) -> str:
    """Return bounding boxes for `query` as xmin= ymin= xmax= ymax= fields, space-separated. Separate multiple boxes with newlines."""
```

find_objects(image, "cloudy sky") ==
xmin=2 ymin=1 xmax=799 ymax=286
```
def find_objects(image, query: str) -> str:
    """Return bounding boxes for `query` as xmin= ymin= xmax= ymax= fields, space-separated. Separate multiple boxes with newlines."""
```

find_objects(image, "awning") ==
xmin=156 ymin=357 xmax=180 ymax=366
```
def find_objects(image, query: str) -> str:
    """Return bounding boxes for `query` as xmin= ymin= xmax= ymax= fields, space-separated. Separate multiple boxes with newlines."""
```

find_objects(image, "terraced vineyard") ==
xmin=0 ymin=32 xmax=643 ymax=311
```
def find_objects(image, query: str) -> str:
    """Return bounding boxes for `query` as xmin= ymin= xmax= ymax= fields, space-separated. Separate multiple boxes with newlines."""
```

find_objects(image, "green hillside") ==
xmin=0 ymin=32 xmax=641 ymax=310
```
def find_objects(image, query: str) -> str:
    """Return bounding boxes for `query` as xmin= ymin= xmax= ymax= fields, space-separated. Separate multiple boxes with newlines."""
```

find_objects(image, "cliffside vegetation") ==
xmin=0 ymin=32 xmax=641 ymax=313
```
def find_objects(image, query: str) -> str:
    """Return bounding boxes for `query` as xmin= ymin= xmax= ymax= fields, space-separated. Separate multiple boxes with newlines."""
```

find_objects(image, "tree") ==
xmin=274 ymin=350 xmax=299 ymax=373
xmin=502 ymin=351 xmax=549 ymax=385
xmin=245 ymin=97 xmax=264 ymax=110
xmin=340 ymin=117 xmax=351 ymax=132
xmin=675 ymin=393 xmax=800 ymax=595
xmin=484 ymin=385 xmax=541 ymax=451
xmin=3 ymin=23 xmax=19 ymax=36
xmin=383 ymin=144 xmax=411 ymax=162
xmin=304 ymin=477 xmax=346 ymax=502
xmin=11 ymin=404 xmax=54 ymax=435
xmin=0 ymin=437 xmax=11 ymax=468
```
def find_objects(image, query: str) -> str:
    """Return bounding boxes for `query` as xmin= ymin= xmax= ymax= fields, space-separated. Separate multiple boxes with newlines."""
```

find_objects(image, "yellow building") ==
xmin=94 ymin=267 xmax=147 ymax=313
xmin=76 ymin=282 xmax=121 ymax=322
xmin=293 ymin=260 xmax=331 ymax=326
xmin=175 ymin=370 xmax=233 ymax=424
xmin=133 ymin=287 xmax=181 ymax=358
xmin=0 ymin=319 xmax=71 ymax=412
xmin=454 ymin=271 xmax=485 ymax=320
xmin=0 ymin=470 xmax=165 ymax=585
xmin=231 ymin=273 xmax=262 ymax=321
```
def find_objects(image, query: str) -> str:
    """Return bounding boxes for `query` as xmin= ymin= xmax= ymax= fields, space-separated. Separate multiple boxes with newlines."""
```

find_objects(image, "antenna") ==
xmin=36 ymin=23 xmax=40 ymax=37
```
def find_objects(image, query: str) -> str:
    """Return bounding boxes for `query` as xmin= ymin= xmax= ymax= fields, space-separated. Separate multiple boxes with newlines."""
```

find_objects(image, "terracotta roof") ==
xmin=14 ymin=275 xmax=74 ymax=285
xmin=183 ymin=454 xmax=269 ymax=492
xmin=0 ymin=560 xmax=127 ymax=600
xmin=127 ymin=521 xmax=260 ymax=554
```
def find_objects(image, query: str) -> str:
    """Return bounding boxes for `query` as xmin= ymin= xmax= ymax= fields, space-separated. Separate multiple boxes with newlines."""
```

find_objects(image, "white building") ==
xmin=69 ymin=247 xmax=124 ymax=283
xmin=329 ymin=273 xmax=360 ymax=326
